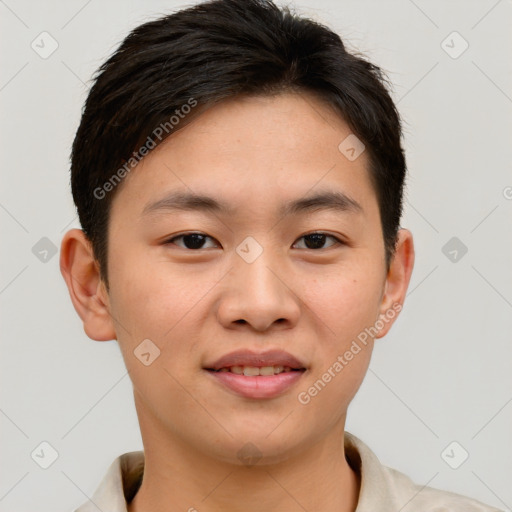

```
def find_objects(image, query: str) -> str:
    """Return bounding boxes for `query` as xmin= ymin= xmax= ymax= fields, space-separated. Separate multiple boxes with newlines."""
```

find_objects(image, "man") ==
xmin=60 ymin=0 xmax=502 ymax=510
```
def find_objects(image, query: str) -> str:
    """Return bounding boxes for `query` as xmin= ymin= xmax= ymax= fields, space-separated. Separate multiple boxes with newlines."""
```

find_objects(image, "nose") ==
xmin=215 ymin=244 xmax=301 ymax=332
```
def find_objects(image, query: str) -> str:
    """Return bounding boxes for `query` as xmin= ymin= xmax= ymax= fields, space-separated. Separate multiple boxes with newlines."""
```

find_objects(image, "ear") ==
xmin=375 ymin=228 xmax=415 ymax=339
xmin=59 ymin=229 xmax=116 ymax=341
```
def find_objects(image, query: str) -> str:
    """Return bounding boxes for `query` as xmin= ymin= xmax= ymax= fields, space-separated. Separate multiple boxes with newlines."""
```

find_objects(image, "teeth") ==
xmin=243 ymin=366 xmax=260 ymax=376
xmin=219 ymin=365 xmax=294 ymax=375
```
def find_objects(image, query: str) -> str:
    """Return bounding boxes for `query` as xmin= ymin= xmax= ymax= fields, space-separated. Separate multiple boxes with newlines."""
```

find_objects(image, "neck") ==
xmin=128 ymin=394 xmax=360 ymax=512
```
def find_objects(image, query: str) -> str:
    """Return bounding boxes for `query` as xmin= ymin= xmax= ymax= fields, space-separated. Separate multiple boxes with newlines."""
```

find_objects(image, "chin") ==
xmin=208 ymin=429 xmax=308 ymax=467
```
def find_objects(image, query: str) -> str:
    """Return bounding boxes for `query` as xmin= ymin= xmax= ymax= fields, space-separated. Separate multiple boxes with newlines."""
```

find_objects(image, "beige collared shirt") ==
xmin=73 ymin=432 xmax=502 ymax=512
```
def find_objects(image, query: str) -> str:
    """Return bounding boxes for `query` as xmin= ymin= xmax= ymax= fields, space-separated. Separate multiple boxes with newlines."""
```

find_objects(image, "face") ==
xmin=63 ymin=91 xmax=414 ymax=466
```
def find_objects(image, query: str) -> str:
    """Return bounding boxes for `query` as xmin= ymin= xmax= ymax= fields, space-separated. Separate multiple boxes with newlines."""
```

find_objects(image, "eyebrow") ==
xmin=141 ymin=188 xmax=363 ymax=218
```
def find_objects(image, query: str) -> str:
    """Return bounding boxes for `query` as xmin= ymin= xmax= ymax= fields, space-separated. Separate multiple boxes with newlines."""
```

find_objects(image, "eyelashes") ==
xmin=163 ymin=231 xmax=345 ymax=251
xmin=164 ymin=232 xmax=217 ymax=250
xmin=293 ymin=232 xmax=344 ymax=250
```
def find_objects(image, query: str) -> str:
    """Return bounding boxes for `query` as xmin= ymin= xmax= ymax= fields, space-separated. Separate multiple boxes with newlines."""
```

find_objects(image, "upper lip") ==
xmin=205 ymin=349 xmax=307 ymax=371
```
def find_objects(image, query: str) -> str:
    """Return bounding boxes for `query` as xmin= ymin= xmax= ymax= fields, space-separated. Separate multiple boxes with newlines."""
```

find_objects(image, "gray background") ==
xmin=1 ymin=0 xmax=511 ymax=511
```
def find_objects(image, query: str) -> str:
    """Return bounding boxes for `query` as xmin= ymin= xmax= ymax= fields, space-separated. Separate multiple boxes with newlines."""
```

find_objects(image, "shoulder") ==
xmin=73 ymin=451 xmax=145 ymax=512
xmin=344 ymin=432 xmax=503 ymax=512
xmin=381 ymin=464 xmax=504 ymax=512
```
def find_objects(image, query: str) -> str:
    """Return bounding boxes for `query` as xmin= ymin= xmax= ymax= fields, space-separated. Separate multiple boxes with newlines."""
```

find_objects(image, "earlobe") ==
xmin=59 ymin=229 xmax=116 ymax=341
xmin=375 ymin=228 xmax=415 ymax=339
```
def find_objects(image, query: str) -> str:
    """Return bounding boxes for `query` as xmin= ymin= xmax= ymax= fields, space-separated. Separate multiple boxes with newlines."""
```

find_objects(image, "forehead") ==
xmin=110 ymin=92 xmax=376 ymax=220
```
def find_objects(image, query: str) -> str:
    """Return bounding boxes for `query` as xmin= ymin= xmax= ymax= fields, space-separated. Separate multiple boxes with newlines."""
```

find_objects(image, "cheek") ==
xmin=300 ymin=264 xmax=382 ymax=342
xmin=108 ymin=265 xmax=207 ymax=409
xmin=108 ymin=254 xmax=219 ymax=365
xmin=296 ymin=264 xmax=381 ymax=404
xmin=108 ymin=246 xmax=184 ymax=331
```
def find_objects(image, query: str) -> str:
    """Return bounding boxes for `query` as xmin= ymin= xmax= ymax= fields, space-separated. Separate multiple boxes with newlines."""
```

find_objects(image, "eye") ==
xmin=163 ymin=231 xmax=344 ymax=251
xmin=293 ymin=232 xmax=343 ymax=250
xmin=164 ymin=232 xmax=219 ymax=250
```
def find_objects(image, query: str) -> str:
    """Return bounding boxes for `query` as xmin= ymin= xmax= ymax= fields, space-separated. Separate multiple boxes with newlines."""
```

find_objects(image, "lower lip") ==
xmin=205 ymin=369 xmax=305 ymax=399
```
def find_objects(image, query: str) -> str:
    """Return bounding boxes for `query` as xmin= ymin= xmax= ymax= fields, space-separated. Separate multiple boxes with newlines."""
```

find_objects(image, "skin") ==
xmin=60 ymin=91 xmax=414 ymax=512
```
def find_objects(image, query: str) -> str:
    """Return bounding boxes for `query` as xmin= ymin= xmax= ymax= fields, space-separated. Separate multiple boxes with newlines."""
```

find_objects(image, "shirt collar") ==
xmin=76 ymin=431 xmax=397 ymax=512
xmin=345 ymin=431 xmax=397 ymax=510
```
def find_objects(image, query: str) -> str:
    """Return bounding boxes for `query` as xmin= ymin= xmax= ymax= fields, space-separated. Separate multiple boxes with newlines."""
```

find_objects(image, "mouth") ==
xmin=204 ymin=363 xmax=307 ymax=399
xmin=206 ymin=365 xmax=306 ymax=376
xmin=203 ymin=349 xmax=308 ymax=399
xmin=205 ymin=348 xmax=307 ymax=373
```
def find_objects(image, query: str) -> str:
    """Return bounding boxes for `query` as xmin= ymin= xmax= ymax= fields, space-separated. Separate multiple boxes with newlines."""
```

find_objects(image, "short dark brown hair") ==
xmin=70 ymin=0 xmax=407 ymax=289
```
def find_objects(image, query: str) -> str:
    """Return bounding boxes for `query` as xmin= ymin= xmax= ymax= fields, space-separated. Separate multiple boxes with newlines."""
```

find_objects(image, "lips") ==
xmin=204 ymin=349 xmax=307 ymax=372
xmin=204 ymin=349 xmax=307 ymax=399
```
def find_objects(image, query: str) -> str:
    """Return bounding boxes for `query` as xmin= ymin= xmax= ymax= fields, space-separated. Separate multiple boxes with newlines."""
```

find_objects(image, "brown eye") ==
xmin=164 ymin=232 xmax=219 ymax=250
xmin=293 ymin=232 xmax=342 ymax=250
